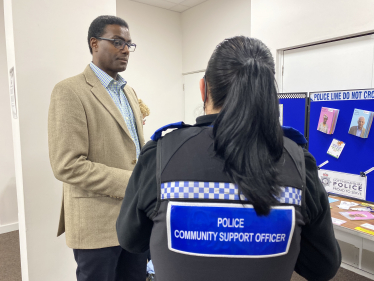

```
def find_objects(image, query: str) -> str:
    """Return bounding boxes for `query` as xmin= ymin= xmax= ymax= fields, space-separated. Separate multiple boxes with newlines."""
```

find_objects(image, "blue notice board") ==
xmin=278 ymin=93 xmax=308 ymax=139
xmin=308 ymin=88 xmax=374 ymax=202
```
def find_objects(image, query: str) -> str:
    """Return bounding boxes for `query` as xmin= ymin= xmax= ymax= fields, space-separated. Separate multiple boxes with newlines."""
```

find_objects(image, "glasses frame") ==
xmin=97 ymin=37 xmax=136 ymax=52
xmin=203 ymin=75 xmax=207 ymax=103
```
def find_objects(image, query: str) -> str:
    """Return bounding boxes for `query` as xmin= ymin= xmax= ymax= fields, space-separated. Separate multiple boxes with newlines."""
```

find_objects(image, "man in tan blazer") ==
xmin=48 ymin=15 xmax=147 ymax=281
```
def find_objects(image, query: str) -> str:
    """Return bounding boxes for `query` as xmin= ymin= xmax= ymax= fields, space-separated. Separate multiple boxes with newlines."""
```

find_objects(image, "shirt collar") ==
xmin=195 ymin=114 xmax=218 ymax=126
xmin=90 ymin=62 xmax=127 ymax=89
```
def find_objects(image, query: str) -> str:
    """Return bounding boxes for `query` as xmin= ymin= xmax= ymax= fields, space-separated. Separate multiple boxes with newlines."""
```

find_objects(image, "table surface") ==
xmin=329 ymin=195 xmax=374 ymax=238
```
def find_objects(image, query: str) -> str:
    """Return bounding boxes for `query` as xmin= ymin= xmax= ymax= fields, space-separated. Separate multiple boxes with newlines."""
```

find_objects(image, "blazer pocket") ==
xmin=71 ymin=186 xmax=109 ymax=198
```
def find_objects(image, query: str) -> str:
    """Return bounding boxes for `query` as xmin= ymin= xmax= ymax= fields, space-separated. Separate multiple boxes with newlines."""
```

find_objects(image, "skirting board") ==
xmin=341 ymin=263 xmax=374 ymax=280
xmin=0 ymin=222 xmax=19 ymax=234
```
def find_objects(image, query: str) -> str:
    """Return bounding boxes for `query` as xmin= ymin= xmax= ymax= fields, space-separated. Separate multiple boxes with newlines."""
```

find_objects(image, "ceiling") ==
xmin=129 ymin=0 xmax=207 ymax=12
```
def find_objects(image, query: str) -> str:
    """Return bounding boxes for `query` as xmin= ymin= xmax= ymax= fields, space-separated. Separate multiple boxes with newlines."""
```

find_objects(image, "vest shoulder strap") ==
xmin=283 ymin=136 xmax=309 ymax=223
xmin=150 ymin=126 xmax=206 ymax=219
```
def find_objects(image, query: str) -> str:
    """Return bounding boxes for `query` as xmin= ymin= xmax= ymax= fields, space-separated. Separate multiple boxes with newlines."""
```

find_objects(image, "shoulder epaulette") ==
xmin=151 ymin=121 xmax=192 ymax=141
xmin=282 ymin=126 xmax=307 ymax=145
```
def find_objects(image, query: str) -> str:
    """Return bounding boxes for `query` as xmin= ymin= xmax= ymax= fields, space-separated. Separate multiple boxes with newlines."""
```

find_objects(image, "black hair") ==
xmin=87 ymin=15 xmax=129 ymax=54
xmin=205 ymin=36 xmax=284 ymax=216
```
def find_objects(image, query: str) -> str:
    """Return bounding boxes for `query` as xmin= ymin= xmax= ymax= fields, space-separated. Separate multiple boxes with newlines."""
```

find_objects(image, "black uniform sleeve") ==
xmin=116 ymin=141 xmax=158 ymax=253
xmin=294 ymin=150 xmax=341 ymax=281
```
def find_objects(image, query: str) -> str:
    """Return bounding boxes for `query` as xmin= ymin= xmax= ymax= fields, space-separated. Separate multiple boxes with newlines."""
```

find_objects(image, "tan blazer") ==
xmin=48 ymin=65 xmax=144 ymax=249
xmin=348 ymin=126 xmax=365 ymax=137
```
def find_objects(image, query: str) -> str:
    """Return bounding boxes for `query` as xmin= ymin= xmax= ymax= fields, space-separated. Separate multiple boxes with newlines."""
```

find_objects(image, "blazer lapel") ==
xmin=361 ymin=128 xmax=365 ymax=138
xmin=123 ymin=86 xmax=145 ymax=147
xmin=84 ymin=65 xmax=132 ymax=138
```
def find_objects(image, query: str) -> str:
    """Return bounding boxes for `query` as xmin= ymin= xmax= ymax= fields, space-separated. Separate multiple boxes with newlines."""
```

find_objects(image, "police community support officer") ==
xmin=116 ymin=36 xmax=341 ymax=281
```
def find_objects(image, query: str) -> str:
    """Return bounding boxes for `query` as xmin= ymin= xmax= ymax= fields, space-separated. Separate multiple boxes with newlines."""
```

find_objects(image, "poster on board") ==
xmin=348 ymin=108 xmax=373 ymax=138
xmin=318 ymin=169 xmax=367 ymax=201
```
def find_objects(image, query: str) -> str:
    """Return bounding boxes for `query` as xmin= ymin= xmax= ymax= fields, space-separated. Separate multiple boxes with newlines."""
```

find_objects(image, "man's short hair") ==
xmin=87 ymin=15 xmax=129 ymax=54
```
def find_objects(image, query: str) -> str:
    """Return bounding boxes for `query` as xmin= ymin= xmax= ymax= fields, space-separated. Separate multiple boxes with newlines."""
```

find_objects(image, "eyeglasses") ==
xmin=203 ymin=75 xmax=207 ymax=103
xmin=97 ymin=37 xmax=136 ymax=52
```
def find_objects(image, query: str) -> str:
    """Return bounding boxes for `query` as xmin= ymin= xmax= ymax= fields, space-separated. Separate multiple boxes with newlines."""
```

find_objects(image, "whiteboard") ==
xmin=283 ymin=35 xmax=374 ymax=92
xmin=184 ymin=72 xmax=205 ymax=125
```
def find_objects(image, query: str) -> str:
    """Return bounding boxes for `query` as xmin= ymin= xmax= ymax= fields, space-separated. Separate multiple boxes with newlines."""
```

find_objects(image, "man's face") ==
xmin=358 ymin=117 xmax=365 ymax=129
xmin=92 ymin=24 xmax=131 ymax=78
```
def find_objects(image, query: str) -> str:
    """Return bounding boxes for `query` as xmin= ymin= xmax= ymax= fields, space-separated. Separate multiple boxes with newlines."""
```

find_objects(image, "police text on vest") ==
xmin=217 ymin=218 xmax=244 ymax=228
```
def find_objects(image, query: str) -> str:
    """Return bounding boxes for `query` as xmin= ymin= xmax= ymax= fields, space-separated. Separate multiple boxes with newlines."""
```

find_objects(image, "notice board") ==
xmin=308 ymin=88 xmax=374 ymax=202
xmin=278 ymin=93 xmax=309 ymax=141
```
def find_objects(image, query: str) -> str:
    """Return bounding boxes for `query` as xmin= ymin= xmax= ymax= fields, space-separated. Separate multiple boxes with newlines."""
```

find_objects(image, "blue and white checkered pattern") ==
xmin=90 ymin=62 xmax=141 ymax=159
xmin=161 ymin=181 xmax=302 ymax=206
xmin=161 ymin=182 xmax=245 ymax=200
xmin=278 ymin=186 xmax=302 ymax=205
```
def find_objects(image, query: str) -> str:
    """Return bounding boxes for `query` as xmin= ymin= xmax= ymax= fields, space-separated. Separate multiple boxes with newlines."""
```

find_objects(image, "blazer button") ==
xmin=131 ymin=159 xmax=137 ymax=165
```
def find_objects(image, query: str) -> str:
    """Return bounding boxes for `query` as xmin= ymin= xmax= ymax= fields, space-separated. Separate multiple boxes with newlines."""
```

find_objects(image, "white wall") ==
xmin=181 ymin=0 xmax=251 ymax=122
xmin=251 ymin=0 xmax=374 ymax=71
xmin=182 ymin=0 xmax=251 ymax=74
xmin=3 ymin=0 xmax=184 ymax=280
xmin=3 ymin=0 xmax=116 ymax=280
xmin=117 ymin=0 xmax=184 ymax=140
xmin=282 ymin=35 xmax=374 ymax=92
xmin=0 ymin=0 xmax=18 ymax=233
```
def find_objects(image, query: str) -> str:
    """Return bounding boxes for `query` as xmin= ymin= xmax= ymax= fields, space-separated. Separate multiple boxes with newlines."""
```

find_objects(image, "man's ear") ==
xmin=199 ymin=78 xmax=205 ymax=102
xmin=90 ymin=37 xmax=99 ymax=53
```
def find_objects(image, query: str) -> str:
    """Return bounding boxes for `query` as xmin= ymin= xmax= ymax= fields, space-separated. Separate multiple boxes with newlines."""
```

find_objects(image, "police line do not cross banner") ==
xmin=310 ymin=89 xmax=374 ymax=102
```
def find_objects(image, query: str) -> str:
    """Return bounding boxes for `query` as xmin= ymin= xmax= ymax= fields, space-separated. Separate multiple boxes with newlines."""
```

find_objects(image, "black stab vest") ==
xmin=150 ymin=126 xmax=307 ymax=281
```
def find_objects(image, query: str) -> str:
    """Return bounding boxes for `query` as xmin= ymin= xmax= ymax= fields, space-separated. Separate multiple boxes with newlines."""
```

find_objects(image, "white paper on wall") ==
xmin=9 ymin=66 xmax=17 ymax=119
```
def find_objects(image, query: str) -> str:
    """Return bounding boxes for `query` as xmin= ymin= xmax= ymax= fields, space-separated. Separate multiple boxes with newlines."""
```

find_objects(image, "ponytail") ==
xmin=205 ymin=37 xmax=284 ymax=216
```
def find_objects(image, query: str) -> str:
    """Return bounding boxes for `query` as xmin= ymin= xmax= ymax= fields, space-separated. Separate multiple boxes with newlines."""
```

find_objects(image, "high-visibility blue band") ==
xmin=151 ymin=122 xmax=190 ymax=141
xmin=282 ymin=126 xmax=307 ymax=145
